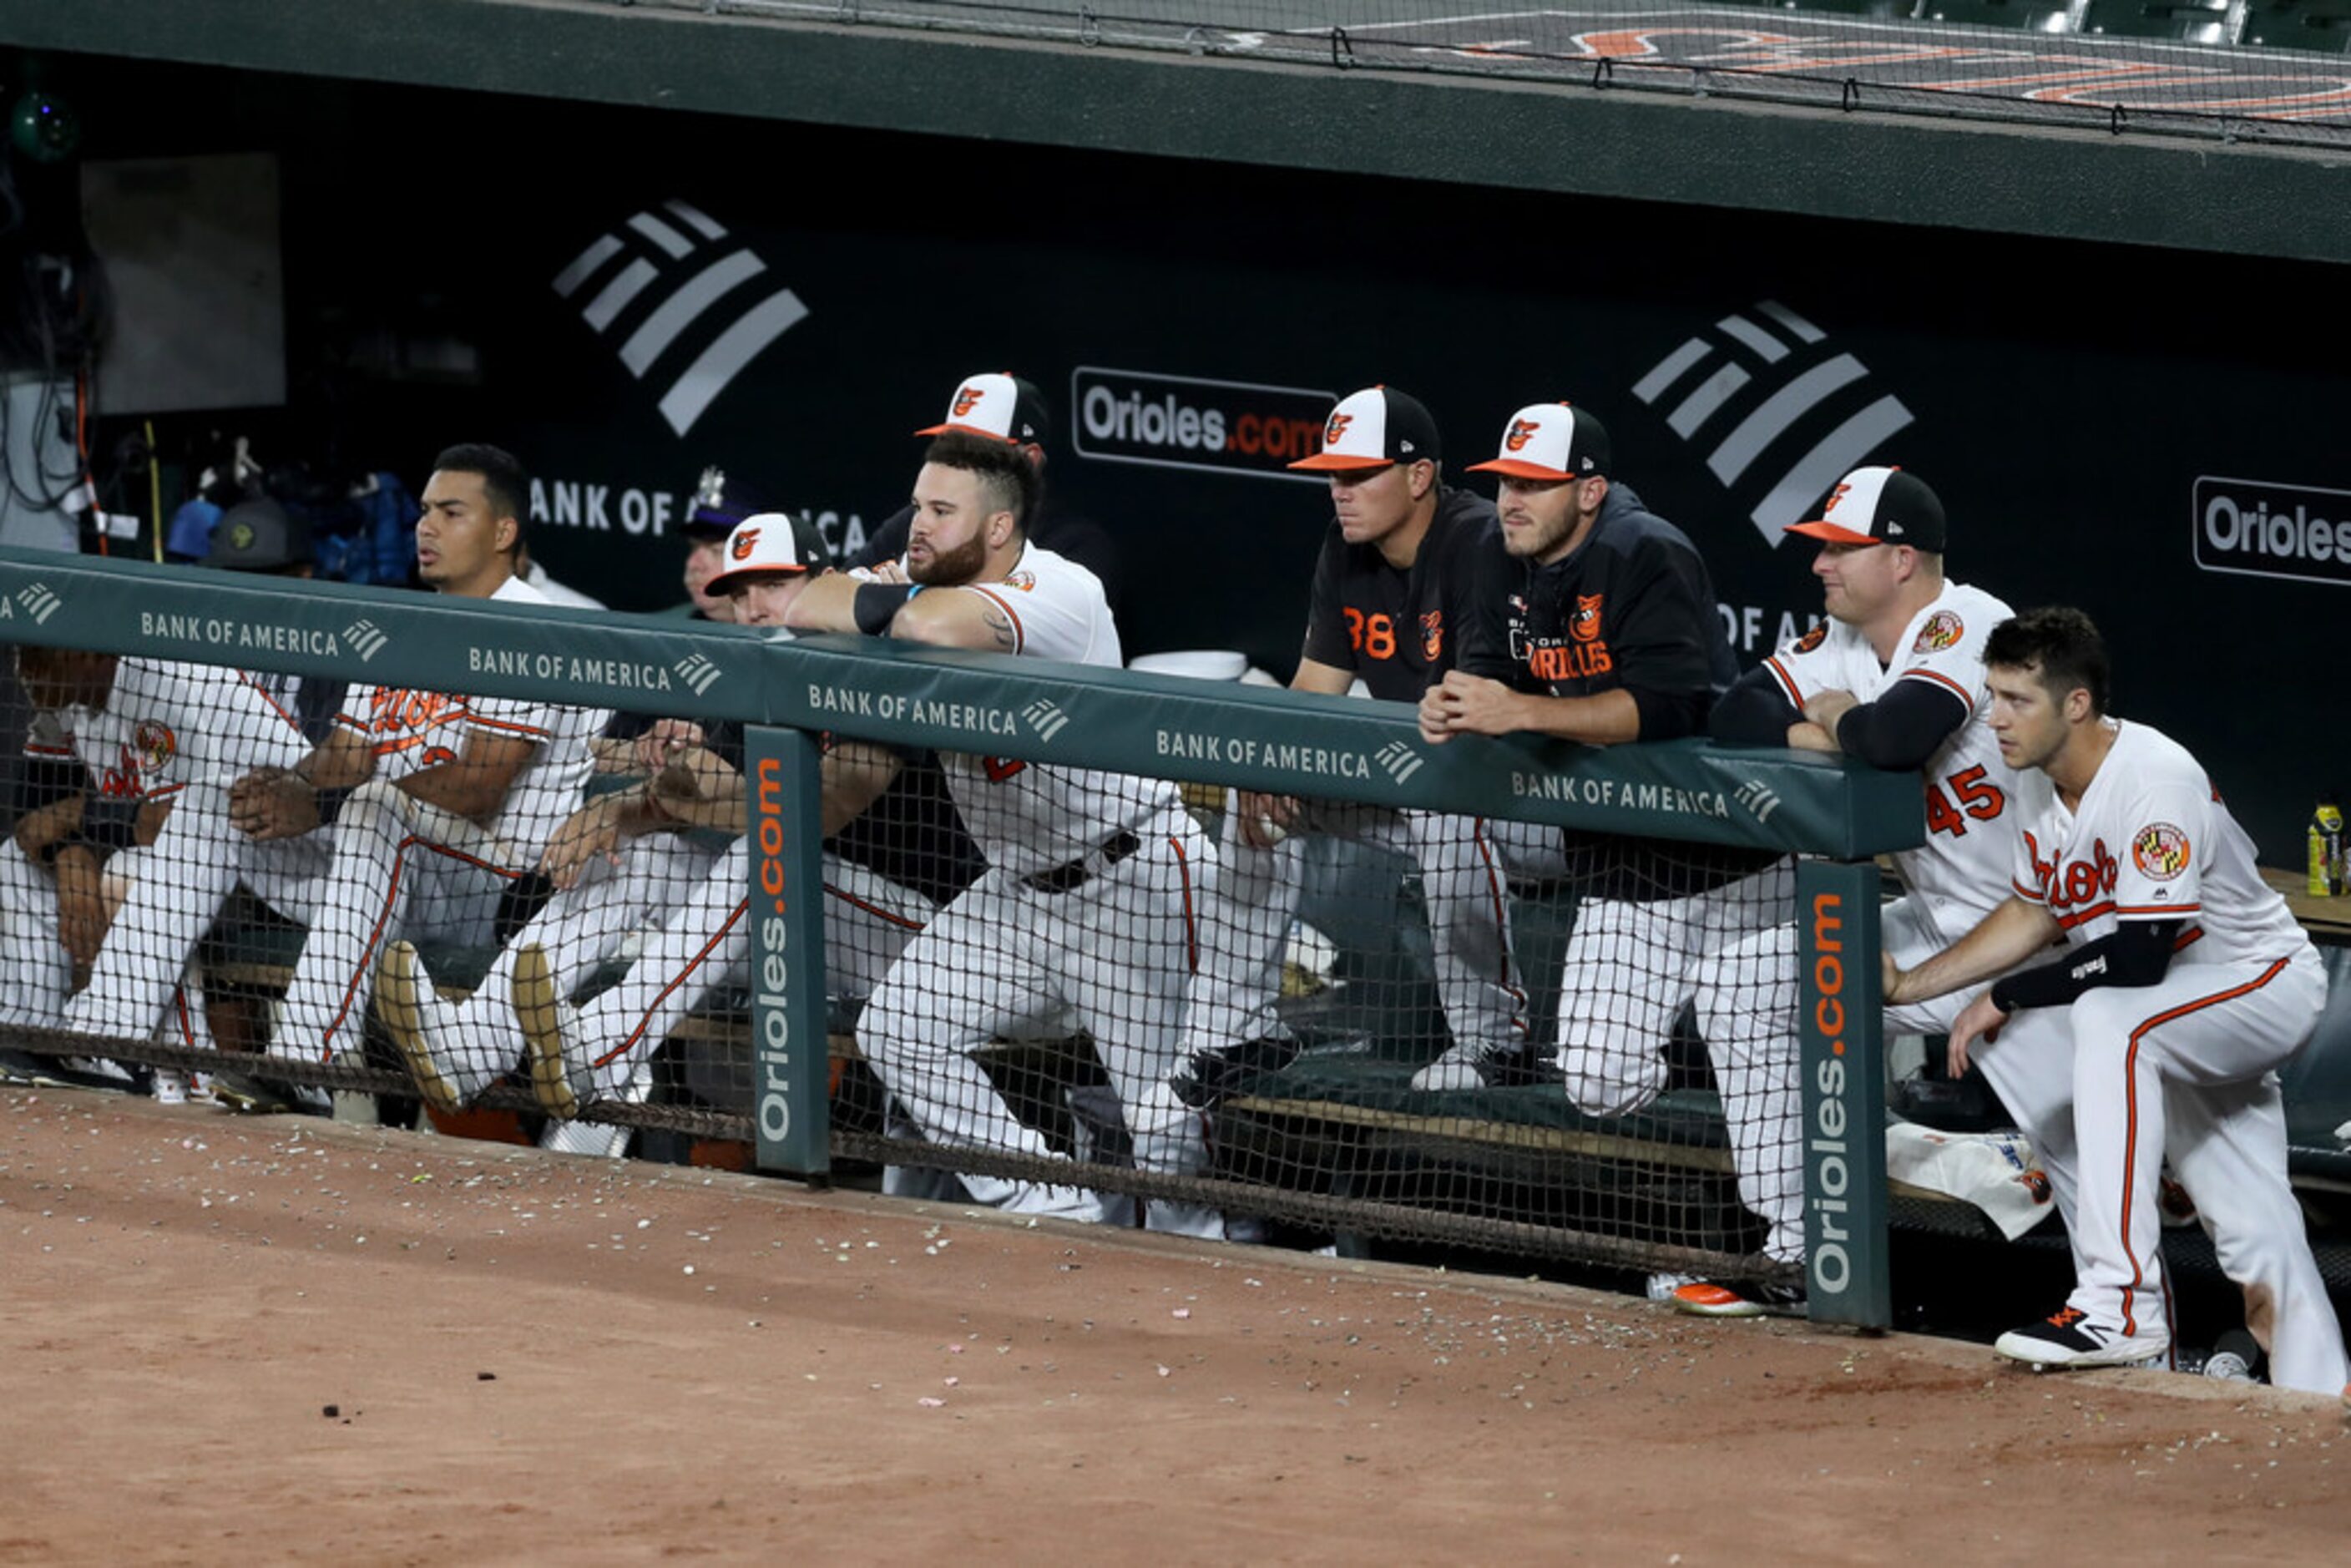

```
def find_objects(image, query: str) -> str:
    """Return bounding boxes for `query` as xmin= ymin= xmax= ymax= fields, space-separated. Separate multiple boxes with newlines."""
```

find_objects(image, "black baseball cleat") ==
xmin=1670 ymin=1278 xmax=1807 ymax=1318
xmin=1995 ymin=1307 xmax=2169 ymax=1371
xmin=1170 ymin=1035 xmax=1302 ymax=1109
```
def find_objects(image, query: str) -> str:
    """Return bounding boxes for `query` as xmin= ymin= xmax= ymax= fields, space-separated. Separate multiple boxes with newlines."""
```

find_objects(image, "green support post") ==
xmin=743 ymin=724 xmax=830 ymax=1177
xmin=1797 ymin=857 xmax=1890 ymax=1329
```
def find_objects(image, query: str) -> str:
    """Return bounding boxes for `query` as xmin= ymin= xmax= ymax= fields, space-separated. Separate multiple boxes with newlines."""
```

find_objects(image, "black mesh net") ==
xmin=3 ymin=629 xmax=1814 ymax=1281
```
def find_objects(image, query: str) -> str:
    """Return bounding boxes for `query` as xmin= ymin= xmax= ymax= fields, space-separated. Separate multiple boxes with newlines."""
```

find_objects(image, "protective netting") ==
xmin=0 ymin=609 xmax=1834 ymax=1279
xmin=642 ymin=0 xmax=2351 ymax=146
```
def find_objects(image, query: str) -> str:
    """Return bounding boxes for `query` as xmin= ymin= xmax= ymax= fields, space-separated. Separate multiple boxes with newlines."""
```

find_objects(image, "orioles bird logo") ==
xmin=1792 ymin=623 xmax=1828 ymax=654
xmin=1822 ymin=481 xmax=1852 ymax=515
xmin=1324 ymin=412 xmax=1353 ymax=446
xmin=1420 ymin=609 xmax=1443 ymax=661
xmin=2022 ymin=1171 xmax=2052 ymax=1203
xmin=1570 ymin=594 xmax=1605 ymax=644
xmin=952 ymin=385 xmax=983 ymax=417
xmin=1504 ymin=418 xmax=1540 ymax=453
xmin=731 ymin=528 xmax=761 ymax=560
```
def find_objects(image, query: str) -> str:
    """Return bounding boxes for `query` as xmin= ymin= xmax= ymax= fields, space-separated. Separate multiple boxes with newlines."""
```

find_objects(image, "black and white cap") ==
xmin=1787 ymin=466 xmax=1947 ymax=552
xmin=915 ymin=372 xmax=1050 ymax=446
xmin=705 ymin=512 xmax=831 ymax=593
xmin=1288 ymin=386 xmax=1441 ymax=472
xmin=1464 ymin=402 xmax=1611 ymax=482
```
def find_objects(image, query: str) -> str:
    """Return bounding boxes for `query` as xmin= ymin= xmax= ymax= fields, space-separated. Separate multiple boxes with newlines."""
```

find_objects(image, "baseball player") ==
xmin=3 ymin=645 xmax=311 ymax=1095
xmin=785 ymin=428 xmax=1233 ymax=1238
xmin=378 ymin=511 xmax=930 ymax=1155
xmin=62 ymin=445 xmax=606 ymax=1094
xmin=1423 ymin=401 xmax=1793 ymax=1235
xmin=1686 ymin=467 xmax=2025 ymax=1314
xmin=1173 ymin=385 xmax=1529 ymax=1102
xmin=670 ymin=466 xmax=748 ymax=622
xmin=1887 ymin=608 xmax=2348 ymax=1393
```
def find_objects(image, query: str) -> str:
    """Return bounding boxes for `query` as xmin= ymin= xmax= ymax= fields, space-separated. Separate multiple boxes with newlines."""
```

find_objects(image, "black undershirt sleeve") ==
xmin=1832 ymin=680 xmax=1969 ymax=771
xmin=1708 ymin=663 xmax=1800 ymax=746
xmin=1990 ymin=919 xmax=2183 ymax=1013
xmin=80 ymin=798 xmax=143 ymax=852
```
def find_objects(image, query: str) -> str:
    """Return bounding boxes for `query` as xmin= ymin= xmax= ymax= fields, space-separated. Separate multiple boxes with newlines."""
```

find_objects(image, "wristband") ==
xmin=852 ymin=582 xmax=918 ymax=637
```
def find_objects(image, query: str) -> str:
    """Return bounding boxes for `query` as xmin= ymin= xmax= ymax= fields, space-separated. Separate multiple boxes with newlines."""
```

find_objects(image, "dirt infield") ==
xmin=5 ymin=1087 xmax=2347 ymax=1564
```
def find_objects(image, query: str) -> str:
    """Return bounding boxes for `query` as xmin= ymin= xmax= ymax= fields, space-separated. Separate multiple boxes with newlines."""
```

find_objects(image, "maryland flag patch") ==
xmin=1913 ymin=610 xmax=1965 ymax=654
xmin=2131 ymin=822 xmax=2191 ymax=882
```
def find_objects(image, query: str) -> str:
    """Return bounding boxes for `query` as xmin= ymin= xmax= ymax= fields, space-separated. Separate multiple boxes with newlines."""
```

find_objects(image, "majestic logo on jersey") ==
xmin=1570 ymin=594 xmax=1605 ymax=644
xmin=952 ymin=385 xmax=983 ymax=417
xmin=1323 ymin=412 xmax=1353 ymax=446
xmin=1504 ymin=418 xmax=1540 ymax=453
xmin=1419 ymin=609 xmax=1443 ymax=662
xmin=1792 ymin=623 xmax=1828 ymax=654
xmin=132 ymin=720 xmax=177 ymax=774
xmin=731 ymin=528 xmax=761 ymax=560
xmin=2131 ymin=822 xmax=2191 ymax=881
xmin=1913 ymin=610 xmax=1964 ymax=653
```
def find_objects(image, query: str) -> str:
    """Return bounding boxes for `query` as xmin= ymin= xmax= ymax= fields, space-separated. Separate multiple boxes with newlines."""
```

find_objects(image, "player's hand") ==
xmin=228 ymin=769 xmax=321 ymax=841
xmin=633 ymin=719 xmax=705 ymax=775
xmin=1802 ymin=689 xmax=1860 ymax=738
xmin=53 ymin=845 xmax=108 ymax=984
xmin=1236 ymin=790 xmax=1300 ymax=849
xmin=1881 ymin=949 xmax=1906 ymax=1005
xmin=542 ymin=795 xmax=624 ymax=891
xmin=1420 ymin=670 xmax=1519 ymax=741
xmin=1946 ymin=990 xmax=2009 ymax=1078
xmin=867 ymin=559 xmax=913 ymax=586
xmin=11 ymin=792 xmax=83 ymax=858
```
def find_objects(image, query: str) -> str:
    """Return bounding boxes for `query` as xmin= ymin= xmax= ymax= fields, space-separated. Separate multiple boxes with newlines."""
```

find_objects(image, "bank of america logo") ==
xmin=344 ymin=619 xmax=390 ymax=662
xmin=1631 ymin=301 xmax=1913 ymax=548
xmin=674 ymin=652 xmax=724 ymax=696
xmin=552 ymin=200 xmax=809 ymax=438
xmin=1733 ymin=777 xmax=1782 ymax=825
xmin=18 ymin=583 xmax=60 ymax=624
xmin=1375 ymin=740 xmax=1423 ymax=786
xmin=1022 ymin=699 xmax=1070 ymax=741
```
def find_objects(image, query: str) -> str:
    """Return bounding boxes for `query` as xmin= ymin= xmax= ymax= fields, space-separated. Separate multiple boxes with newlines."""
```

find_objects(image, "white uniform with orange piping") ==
xmin=2008 ymin=719 xmax=2343 ymax=1393
xmin=854 ymin=542 xmax=1229 ymax=1236
xmin=7 ymin=660 xmax=308 ymax=1042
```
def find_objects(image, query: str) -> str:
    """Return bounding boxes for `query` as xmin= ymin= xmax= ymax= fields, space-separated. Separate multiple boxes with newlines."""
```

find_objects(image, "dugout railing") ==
xmin=0 ymin=548 xmax=1917 ymax=1326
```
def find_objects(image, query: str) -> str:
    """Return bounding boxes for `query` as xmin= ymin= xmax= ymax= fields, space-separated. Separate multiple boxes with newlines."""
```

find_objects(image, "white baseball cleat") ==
xmin=1995 ymin=1308 xmax=2169 ymax=1372
xmin=513 ymin=944 xmax=593 ymax=1120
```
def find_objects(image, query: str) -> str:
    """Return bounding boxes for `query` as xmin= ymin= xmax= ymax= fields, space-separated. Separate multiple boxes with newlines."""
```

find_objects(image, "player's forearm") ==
xmin=1893 ymin=897 xmax=2062 ymax=1004
xmin=12 ymin=792 xmax=85 ymax=857
xmin=819 ymin=741 xmax=902 ymax=836
xmin=1510 ymin=687 xmax=1642 ymax=746
xmin=781 ymin=573 xmax=866 ymax=635
xmin=397 ymin=758 xmax=520 ymax=822
xmin=296 ymin=735 xmax=375 ymax=792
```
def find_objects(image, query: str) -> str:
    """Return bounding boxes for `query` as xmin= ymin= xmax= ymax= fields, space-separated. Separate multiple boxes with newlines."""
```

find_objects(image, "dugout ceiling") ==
xmin=4 ymin=0 xmax=2351 ymax=265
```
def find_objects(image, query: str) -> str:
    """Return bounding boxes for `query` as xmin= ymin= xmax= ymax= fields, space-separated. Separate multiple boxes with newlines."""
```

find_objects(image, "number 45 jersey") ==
xmin=1762 ymin=579 xmax=2027 ymax=945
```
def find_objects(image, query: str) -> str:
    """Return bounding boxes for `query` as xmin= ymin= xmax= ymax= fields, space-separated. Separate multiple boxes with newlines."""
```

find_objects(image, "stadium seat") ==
xmin=2242 ymin=0 xmax=2351 ymax=48
xmin=1919 ymin=0 xmax=2081 ymax=30
xmin=2081 ymin=0 xmax=2238 ymax=40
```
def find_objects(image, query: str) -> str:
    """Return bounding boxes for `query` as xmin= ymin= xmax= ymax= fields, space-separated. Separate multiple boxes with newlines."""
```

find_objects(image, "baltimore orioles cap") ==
xmin=705 ymin=511 xmax=831 ymax=593
xmin=1288 ymin=386 xmax=1441 ymax=472
xmin=1787 ymin=466 xmax=1946 ymax=552
xmin=1465 ymin=402 xmax=1611 ymax=482
xmin=916 ymin=372 xmax=1050 ymax=446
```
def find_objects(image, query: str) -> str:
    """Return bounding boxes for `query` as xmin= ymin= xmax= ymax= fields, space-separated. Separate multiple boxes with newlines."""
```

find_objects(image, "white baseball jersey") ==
xmin=1762 ymin=580 xmax=2020 ymax=938
xmin=51 ymin=658 xmax=311 ymax=802
xmin=2010 ymin=719 xmax=2304 ymax=965
xmin=902 ymin=542 xmax=1183 ymax=879
xmin=331 ymin=576 xmax=604 ymax=859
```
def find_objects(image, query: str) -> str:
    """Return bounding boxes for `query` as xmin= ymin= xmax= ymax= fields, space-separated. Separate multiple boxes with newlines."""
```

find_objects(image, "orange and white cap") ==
xmin=1287 ymin=386 xmax=1441 ymax=473
xmin=705 ymin=512 xmax=826 ymax=594
xmin=915 ymin=372 xmax=1049 ymax=445
xmin=1786 ymin=466 xmax=1946 ymax=551
xmin=1465 ymin=402 xmax=1611 ymax=482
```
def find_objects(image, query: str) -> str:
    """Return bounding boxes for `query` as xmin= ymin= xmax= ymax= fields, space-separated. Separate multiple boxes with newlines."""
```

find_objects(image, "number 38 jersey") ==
xmin=1762 ymin=579 xmax=2021 ymax=943
xmin=1301 ymin=485 xmax=1496 ymax=703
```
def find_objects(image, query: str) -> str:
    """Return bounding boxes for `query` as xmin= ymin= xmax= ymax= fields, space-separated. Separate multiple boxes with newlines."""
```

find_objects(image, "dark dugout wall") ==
xmin=68 ymin=61 xmax=2348 ymax=861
